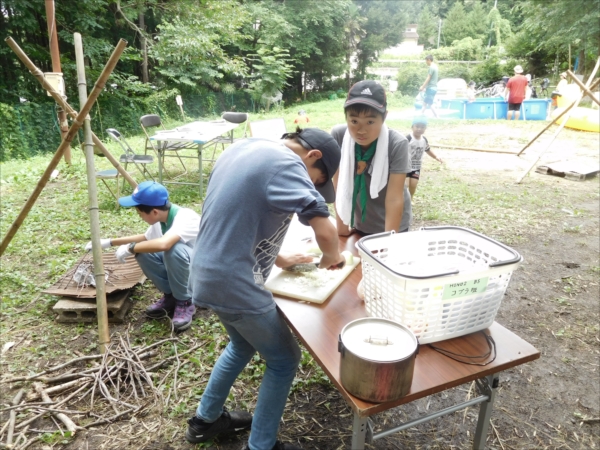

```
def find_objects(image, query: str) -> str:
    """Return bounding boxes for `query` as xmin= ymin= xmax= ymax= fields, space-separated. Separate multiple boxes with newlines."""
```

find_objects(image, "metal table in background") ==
xmin=273 ymin=234 xmax=540 ymax=450
xmin=150 ymin=120 xmax=238 ymax=197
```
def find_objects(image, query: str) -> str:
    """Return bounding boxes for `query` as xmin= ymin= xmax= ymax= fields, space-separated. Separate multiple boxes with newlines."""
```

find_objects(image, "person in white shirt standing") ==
xmin=85 ymin=181 xmax=201 ymax=331
xmin=405 ymin=116 xmax=443 ymax=199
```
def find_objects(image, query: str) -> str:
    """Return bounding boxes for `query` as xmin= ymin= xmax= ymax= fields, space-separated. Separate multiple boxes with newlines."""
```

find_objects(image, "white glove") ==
xmin=115 ymin=244 xmax=133 ymax=263
xmin=85 ymin=238 xmax=111 ymax=252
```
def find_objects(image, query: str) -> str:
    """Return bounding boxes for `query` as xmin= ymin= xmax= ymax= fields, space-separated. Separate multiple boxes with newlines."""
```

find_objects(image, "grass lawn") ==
xmin=1 ymin=96 xmax=599 ymax=449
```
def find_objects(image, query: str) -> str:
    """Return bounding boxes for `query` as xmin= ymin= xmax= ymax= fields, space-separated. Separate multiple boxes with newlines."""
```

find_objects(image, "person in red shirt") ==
xmin=293 ymin=110 xmax=310 ymax=125
xmin=504 ymin=65 xmax=529 ymax=120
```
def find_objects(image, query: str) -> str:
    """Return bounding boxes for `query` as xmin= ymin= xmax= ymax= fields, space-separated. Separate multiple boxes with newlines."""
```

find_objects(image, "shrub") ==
xmin=396 ymin=63 xmax=428 ymax=97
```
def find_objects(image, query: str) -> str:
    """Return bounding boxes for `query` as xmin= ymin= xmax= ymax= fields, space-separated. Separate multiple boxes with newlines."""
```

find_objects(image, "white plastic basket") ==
xmin=356 ymin=226 xmax=522 ymax=344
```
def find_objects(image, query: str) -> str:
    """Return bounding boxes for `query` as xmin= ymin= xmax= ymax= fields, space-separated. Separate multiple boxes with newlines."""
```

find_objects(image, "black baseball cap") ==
xmin=296 ymin=128 xmax=341 ymax=203
xmin=344 ymin=80 xmax=387 ymax=114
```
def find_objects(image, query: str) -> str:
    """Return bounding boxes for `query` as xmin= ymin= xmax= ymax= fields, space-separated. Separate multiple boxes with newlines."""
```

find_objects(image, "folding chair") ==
xmin=209 ymin=112 xmax=249 ymax=160
xmin=140 ymin=114 xmax=188 ymax=179
xmin=95 ymin=169 xmax=121 ymax=209
xmin=106 ymin=128 xmax=154 ymax=182
xmin=248 ymin=118 xmax=287 ymax=142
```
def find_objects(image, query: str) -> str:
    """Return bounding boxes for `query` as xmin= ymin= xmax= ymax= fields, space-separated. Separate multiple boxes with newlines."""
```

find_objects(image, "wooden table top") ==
xmin=274 ymin=234 xmax=540 ymax=418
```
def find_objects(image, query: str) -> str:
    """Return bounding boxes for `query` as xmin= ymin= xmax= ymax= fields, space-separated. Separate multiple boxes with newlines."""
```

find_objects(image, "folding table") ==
xmin=150 ymin=120 xmax=238 ymax=197
xmin=273 ymin=234 xmax=540 ymax=449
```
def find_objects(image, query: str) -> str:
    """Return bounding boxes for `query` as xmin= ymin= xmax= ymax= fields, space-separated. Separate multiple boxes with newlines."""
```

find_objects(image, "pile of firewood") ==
xmin=0 ymin=332 xmax=200 ymax=449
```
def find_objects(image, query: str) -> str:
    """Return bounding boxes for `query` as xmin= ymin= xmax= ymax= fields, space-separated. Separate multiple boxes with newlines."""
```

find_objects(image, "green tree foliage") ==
xmin=418 ymin=5 xmax=438 ymax=48
xmin=509 ymin=0 xmax=599 ymax=76
xmin=486 ymin=7 xmax=512 ymax=49
xmin=441 ymin=2 xmax=490 ymax=47
xmin=354 ymin=0 xmax=409 ymax=79
xmin=246 ymin=46 xmax=294 ymax=110
xmin=151 ymin=1 xmax=250 ymax=90
xmin=342 ymin=3 xmax=366 ymax=89
xmin=431 ymin=37 xmax=484 ymax=61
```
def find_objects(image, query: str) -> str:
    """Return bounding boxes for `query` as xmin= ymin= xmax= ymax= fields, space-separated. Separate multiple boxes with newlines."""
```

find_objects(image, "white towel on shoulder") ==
xmin=336 ymin=124 xmax=389 ymax=226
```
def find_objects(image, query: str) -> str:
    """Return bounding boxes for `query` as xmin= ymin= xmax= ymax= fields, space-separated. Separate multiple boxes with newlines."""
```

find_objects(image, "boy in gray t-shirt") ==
xmin=331 ymin=80 xmax=412 ymax=235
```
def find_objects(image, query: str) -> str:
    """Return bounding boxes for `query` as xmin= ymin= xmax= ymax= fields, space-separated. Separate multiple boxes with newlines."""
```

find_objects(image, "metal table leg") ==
xmin=158 ymin=148 xmax=164 ymax=184
xmin=198 ymin=143 xmax=203 ymax=198
xmin=472 ymin=373 xmax=499 ymax=450
xmin=351 ymin=412 xmax=368 ymax=450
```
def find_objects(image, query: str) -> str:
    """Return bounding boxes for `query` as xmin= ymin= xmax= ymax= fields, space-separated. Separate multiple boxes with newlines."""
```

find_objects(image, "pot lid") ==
xmin=341 ymin=318 xmax=417 ymax=362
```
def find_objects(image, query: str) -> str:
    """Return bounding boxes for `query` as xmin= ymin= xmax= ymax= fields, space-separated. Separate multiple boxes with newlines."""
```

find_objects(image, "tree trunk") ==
xmin=577 ymin=49 xmax=585 ymax=74
xmin=303 ymin=71 xmax=307 ymax=102
xmin=346 ymin=50 xmax=351 ymax=90
xmin=139 ymin=12 xmax=149 ymax=83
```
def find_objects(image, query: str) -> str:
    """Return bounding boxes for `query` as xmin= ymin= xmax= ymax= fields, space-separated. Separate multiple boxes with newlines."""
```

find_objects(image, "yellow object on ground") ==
xmin=551 ymin=106 xmax=600 ymax=132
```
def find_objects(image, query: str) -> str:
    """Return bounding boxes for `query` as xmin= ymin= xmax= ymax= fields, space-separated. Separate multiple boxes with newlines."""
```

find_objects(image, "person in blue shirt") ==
xmin=185 ymin=128 xmax=344 ymax=450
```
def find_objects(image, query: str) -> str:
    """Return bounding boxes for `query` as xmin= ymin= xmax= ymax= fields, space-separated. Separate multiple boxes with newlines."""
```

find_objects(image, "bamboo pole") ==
xmin=0 ymin=39 xmax=128 ymax=257
xmin=5 ymin=37 xmax=137 ymax=189
xmin=430 ymin=144 xmax=517 ymax=154
xmin=517 ymin=77 xmax=600 ymax=157
xmin=566 ymin=70 xmax=600 ymax=106
xmin=45 ymin=0 xmax=71 ymax=164
xmin=517 ymin=57 xmax=600 ymax=184
xmin=516 ymin=100 xmax=577 ymax=156
xmin=74 ymin=33 xmax=110 ymax=352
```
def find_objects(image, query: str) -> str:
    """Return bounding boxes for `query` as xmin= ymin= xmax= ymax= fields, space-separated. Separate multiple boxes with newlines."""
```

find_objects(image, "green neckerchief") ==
xmin=160 ymin=204 xmax=181 ymax=235
xmin=351 ymin=140 xmax=377 ymax=227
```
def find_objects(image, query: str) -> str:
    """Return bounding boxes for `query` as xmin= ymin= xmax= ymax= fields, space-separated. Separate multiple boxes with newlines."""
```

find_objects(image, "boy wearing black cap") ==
xmin=186 ymin=128 xmax=343 ymax=450
xmin=84 ymin=181 xmax=200 ymax=332
xmin=331 ymin=80 xmax=412 ymax=236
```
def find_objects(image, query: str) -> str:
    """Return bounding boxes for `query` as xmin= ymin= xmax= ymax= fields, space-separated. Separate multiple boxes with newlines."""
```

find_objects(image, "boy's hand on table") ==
xmin=318 ymin=252 xmax=345 ymax=270
xmin=275 ymin=253 xmax=314 ymax=269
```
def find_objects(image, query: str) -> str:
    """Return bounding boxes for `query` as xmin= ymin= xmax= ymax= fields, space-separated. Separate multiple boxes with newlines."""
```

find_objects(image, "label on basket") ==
xmin=442 ymin=277 xmax=489 ymax=300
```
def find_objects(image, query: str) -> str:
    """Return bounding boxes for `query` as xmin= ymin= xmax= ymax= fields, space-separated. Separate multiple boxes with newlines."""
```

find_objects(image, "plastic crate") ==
xmin=356 ymin=227 xmax=522 ymax=344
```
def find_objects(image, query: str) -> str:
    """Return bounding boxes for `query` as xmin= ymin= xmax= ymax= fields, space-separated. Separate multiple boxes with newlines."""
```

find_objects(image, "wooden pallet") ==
xmin=536 ymin=162 xmax=599 ymax=182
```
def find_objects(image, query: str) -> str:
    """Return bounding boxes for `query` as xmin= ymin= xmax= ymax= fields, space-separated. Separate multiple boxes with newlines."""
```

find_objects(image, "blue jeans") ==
xmin=195 ymin=308 xmax=301 ymax=450
xmin=135 ymin=242 xmax=192 ymax=301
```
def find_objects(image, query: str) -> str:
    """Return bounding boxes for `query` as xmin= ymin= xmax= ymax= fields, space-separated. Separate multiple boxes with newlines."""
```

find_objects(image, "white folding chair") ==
xmin=248 ymin=118 xmax=287 ymax=142
xmin=106 ymin=128 xmax=154 ymax=182
xmin=95 ymin=169 xmax=121 ymax=209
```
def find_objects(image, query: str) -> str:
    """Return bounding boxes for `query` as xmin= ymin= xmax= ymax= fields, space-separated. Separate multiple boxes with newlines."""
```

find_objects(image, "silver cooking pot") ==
xmin=338 ymin=318 xmax=418 ymax=403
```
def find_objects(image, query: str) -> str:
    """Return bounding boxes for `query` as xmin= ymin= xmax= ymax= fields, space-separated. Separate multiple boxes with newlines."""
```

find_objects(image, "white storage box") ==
xmin=356 ymin=227 xmax=522 ymax=344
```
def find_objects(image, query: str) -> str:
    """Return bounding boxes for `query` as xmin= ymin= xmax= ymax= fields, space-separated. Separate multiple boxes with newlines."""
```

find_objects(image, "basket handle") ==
xmin=357 ymin=228 xmax=522 ymax=280
xmin=357 ymin=232 xmax=461 ymax=279
xmin=419 ymin=226 xmax=522 ymax=268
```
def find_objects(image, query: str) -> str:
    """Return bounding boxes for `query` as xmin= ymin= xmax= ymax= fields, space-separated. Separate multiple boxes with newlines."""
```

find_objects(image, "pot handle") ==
xmin=338 ymin=335 xmax=345 ymax=356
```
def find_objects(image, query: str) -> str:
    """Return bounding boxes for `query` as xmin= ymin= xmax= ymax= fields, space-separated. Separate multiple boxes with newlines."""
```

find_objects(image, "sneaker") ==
xmin=241 ymin=441 xmax=302 ymax=450
xmin=185 ymin=410 xmax=253 ymax=444
xmin=173 ymin=300 xmax=196 ymax=331
xmin=145 ymin=293 xmax=176 ymax=318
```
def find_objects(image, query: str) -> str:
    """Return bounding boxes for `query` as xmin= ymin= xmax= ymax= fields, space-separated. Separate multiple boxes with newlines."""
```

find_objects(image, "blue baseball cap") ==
xmin=118 ymin=181 xmax=169 ymax=207
xmin=412 ymin=116 xmax=428 ymax=126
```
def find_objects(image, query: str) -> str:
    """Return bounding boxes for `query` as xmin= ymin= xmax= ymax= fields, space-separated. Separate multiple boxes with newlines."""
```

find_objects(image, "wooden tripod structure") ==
xmin=1 ymin=37 xmax=130 ymax=352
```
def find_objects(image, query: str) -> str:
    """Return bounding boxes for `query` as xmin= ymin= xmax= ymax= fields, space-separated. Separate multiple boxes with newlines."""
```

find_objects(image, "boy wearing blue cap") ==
xmin=406 ymin=116 xmax=443 ymax=198
xmin=85 ymin=181 xmax=201 ymax=331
